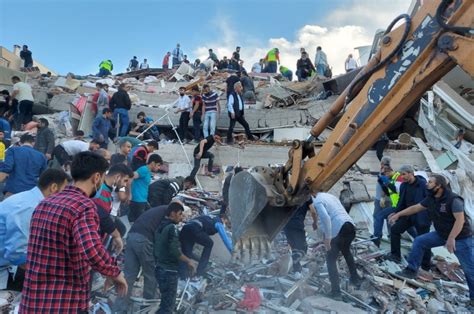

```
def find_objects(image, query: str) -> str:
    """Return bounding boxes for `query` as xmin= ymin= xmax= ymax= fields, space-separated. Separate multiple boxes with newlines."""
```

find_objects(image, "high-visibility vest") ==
xmin=266 ymin=49 xmax=278 ymax=62
xmin=280 ymin=66 xmax=290 ymax=74
xmin=388 ymin=172 xmax=401 ymax=207
xmin=100 ymin=60 xmax=112 ymax=71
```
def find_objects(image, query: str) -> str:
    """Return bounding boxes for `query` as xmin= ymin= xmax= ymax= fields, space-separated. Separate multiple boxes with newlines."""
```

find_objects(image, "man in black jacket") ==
xmin=226 ymin=82 xmax=255 ymax=144
xmin=296 ymin=52 xmax=316 ymax=81
xmin=34 ymin=118 xmax=55 ymax=160
xmin=148 ymin=176 xmax=196 ymax=207
xmin=110 ymin=84 xmax=132 ymax=137
xmin=20 ymin=45 xmax=33 ymax=68
xmin=387 ymin=165 xmax=432 ymax=269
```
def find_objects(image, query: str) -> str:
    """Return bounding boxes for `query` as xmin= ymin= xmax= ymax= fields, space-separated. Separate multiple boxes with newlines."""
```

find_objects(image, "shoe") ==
xmin=385 ymin=253 xmax=401 ymax=264
xmin=396 ymin=267 xmax=417 ymax=280
xmin=293 ymin=272 xmax=302 ymax=280
xmin=371 ymin=237 xmax=381 ymax=248
xmin=327 ymin=290 xmax=342 ymax=301
xmin=350 ymin=276 xmax=362 ymax=288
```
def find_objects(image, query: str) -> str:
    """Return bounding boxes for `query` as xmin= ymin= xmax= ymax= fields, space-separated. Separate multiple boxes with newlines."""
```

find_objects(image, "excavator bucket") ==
xmin=229 ymin=169 xmax=297 ymax=244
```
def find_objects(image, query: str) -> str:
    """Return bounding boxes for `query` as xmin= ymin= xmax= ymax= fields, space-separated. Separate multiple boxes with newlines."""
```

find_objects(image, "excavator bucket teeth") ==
xmin=229 ymin=171 xmax=295 ymax=243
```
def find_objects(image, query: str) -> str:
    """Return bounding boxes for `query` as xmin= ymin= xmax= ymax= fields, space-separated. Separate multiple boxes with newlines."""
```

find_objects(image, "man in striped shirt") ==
xmin=201 ymin=84 xmax=220 ymax=138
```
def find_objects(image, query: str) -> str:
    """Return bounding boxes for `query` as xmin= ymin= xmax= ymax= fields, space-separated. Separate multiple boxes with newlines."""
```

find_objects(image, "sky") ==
xmin=0 ymin=0 xmax=411 ymax=76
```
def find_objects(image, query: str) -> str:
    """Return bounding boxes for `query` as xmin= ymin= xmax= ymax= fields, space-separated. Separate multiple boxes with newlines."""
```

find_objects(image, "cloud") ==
xmin=193 ymin=0 xmax=411 ymax=76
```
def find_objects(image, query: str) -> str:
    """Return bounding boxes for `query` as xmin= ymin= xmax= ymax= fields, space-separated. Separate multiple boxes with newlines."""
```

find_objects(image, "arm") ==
xmin=389 ymin=203 xmax=427 ymax=224
xmin=227 ymin=94 xmax=235 ymax=114
xmin=125 ymin=93 xmax=132 ymax=110
xmin=196 ymin=139 xmax=207 ymax=158
xmin=46 ymin=130 xmax=55 ymax=155
xmin=314 ymin=201 xmax=331 ymax=240
xmin=11 ymin=90 xmax=19 ymax=99
xmin=446 ymin=199 xmax=466 ymax=253
xmin=72 ymin=206 xmax=121 ymax=277
xmin=309 ymin=204 xmax=318 ymax=230
xmin=4 ymin=207 xmax=31 ymax=266
xmin=215 ymin=221 xmax=233 ymax=253
xmin=0 ymin=148 xmax=14 ymax=175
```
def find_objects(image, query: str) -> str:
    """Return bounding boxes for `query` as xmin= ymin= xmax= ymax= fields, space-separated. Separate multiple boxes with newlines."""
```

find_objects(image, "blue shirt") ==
xmin=131 ymin=165 xmax=151 ymax=202
xmin=312 ymin=193 xmax=354 ymax=239
xmin=0 ymin=145 xmax=47 ymax=194
xmin=0 ymin=187 xmax=44 ymax=266
xmin=0 ymin=118 xmax=11 ymax=141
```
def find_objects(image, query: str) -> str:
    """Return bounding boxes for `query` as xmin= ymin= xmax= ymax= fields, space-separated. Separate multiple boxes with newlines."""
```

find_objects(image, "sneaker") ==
xmin=327 ymin=290 xmax=343 ymax=301
xmin=396 ymin=267 xmax=417 ymax=280
xmin=385 ymin=253 xmax=402 ymax=264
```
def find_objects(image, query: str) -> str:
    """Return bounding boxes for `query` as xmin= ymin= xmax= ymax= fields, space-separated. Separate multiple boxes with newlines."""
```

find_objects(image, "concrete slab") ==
xmin=274 ymin=127 xmax=311 ymax=142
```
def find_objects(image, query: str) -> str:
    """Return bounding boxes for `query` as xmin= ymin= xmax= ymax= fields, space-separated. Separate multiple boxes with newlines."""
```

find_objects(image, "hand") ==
xmin=175 ymin=110 xmax=179 ymax=114
xmin=388 ymin=213 xmax=399 ymax=225
xmin=312 ymin=221 xmax=318 ymax=230
xmin=231 ymin=113 xmax=235 ymax=119
xmin=112 ymin=236 xmax=124 ymax=254
xmin=445 ymin=238 xmax=456 ymax=253
xmin=190 ymin=112 xmax=194 ymax=118
xmin=195 ymin=153 xmax=202 ymax=159
xmin=324 ymin=238 xmax=331 ymax=250
xmin=45 ymin=153 xmax=52 ymax=160
xmin=104 ymin=272 xmax=128 ymax=297
xmin=187 ymin=261 xmax=196 ymax=276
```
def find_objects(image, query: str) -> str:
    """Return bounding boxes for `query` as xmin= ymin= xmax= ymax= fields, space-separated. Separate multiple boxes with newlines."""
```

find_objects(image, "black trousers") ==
xmin=326 ymin=222 xmax=359 ymax=293
xmin=128 ymin=201 xmax=149 ymax=223
xmin=227 ymin=112 xmax=253 ymax=142
xmin=190 ymin=151 xmax=214 ymax=178
xmin=51 ymin=145 xmax=71 ymax=166
xmin=16 ymin=100 xmax=34 ymax=128
xmin=284 ymin=226 xmax=308 ymax=272
xmin=390 ymin=216 xmax=432 ymax=269
xmin=179 ymin=223 xmax=214 ymax=278
xmin=7 ymin=267 xmax=25 ymax=291
xmin=178 ymin=112 xmax=191 ymax=141
xmin=192 ymin=113 xmax=202 ymax=141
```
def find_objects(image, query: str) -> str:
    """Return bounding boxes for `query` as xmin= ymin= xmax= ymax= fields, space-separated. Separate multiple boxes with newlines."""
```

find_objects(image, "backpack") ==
xmin=324 ymin=66 xmax=332 ymax=78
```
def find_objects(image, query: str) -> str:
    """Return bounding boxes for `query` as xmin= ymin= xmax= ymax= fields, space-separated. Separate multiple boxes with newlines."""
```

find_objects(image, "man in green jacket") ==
xmin=154 ymin=202 xmax=196 ymax=313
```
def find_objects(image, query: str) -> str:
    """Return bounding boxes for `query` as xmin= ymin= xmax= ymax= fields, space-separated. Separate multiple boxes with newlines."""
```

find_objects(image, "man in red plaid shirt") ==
xmin=20 ymin=151 xmax=128 ymax=313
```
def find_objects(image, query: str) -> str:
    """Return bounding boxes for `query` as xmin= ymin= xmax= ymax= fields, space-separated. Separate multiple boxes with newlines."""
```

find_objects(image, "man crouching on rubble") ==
xmin=312 ymin=192 xmax=362 ymax=301
xmin=389 ymin=174 xmax=474 ymax=308
xmin=154 ymin=202 xmax=196 ymax=314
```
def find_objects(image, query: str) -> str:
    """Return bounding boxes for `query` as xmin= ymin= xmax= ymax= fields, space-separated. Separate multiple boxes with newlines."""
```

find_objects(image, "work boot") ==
xmin=396 ymin=267 xmax=417 ymax=280
xmin=327 ymin=290 xmax=343 ymax=301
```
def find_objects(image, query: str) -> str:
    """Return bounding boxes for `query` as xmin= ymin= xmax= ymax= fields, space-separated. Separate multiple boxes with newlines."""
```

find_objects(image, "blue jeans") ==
xmin=316 ymin=64 xmax=326 ymax=76
xmin=203 ymin=111 xmax=217 ymax=137
xmin=282 ymin=70 xmax=293 ymax=81
xmin=98 ymin=68 xmax=111 ymax=77
xmin=373 ymin=203 xmax=396 ymax=239
xmin=155 ymin=266 xmax=179 ymax=313
xmin=407 ymin=231 xmax=474 ymax=299
xmin=114 ymin=108 xmax=129 ymax=137
xmin=265 ymin=61 xmax=277 ymax=73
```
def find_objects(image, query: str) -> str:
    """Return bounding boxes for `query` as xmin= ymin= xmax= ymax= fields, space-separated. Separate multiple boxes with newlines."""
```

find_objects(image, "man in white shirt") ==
xmin=174 ymin=87 xmax=192 ymax=143
xmin=226 ymin=82 xmax=255 ymax=144
xmin=11 ymin=76 xmax=34 ymax=130
xmin=345 ymin=54 xmax=358 ymax=72
xmin=51 ymin=139 xmax=100 ymax=168
xmin=140 ymin=59 xmax=150 ymax=69
xmin=0 ymin=168 xmax=69 ymax=291
xmin=312 ymin=192 xmax=361 ymax=300
xmin=172 ymin=43 xmax=184 ymax=68
xmin=251 ymin=59 xmax=263 ymax=73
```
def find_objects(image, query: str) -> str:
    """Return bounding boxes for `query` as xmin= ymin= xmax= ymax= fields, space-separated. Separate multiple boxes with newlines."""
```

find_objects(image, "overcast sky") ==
xmin=0 ymin=0 xmax=410 ymax=76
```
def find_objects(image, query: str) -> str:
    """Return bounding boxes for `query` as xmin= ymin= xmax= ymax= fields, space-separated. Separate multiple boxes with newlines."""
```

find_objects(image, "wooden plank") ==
xmin=412 ymin=137 xmax=442 ymax=172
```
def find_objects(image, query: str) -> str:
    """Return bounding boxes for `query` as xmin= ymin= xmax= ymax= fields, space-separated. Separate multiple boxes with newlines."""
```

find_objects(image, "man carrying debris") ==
xmin=179 ymin=214 xmax=233 ymax=278
xmin=387 ymin=165 xmax=432 ymax=270
xmin=312 ymin=192 xmax=361 ymax=300
xmin=0 ymin=169 xmax=69 ymax=291
xmin=129 ymin=154 xmax=162 ymax=222
xmin=154 ymin=202 xmax=196 ymax=314
xmin=190 ymin=134 xmax=220 ymax=179
xmin=34 ymin=118 xmax=55 ymax=160
xmin=148 ymin=176 xmax=196 ymax=207
xmin=172 ymin=43 xmax=184 ymax=68
xmin=110 ymin=83 xmax=132 ymax=137
xmin=0 ymin=134 xmax=47 ymax=196
xmin=19 ymin=152 xmax=128 ymax=313
xmin=226 ymin=82 xmax=255 ymax=144
xmin=128 ymin=56 xmax=139 ymax=71
xmin=50 ymin=139 xmax=100 ymax=169
xmin=174 ymin=86 xmax=192 ymax=143
xmin=389 ymin=174 xmax=473 ymax=307
xmin=284 ymin=199 xmax=318 ymax=276
xmin=92 ymin=108 xmax=113 ymax=149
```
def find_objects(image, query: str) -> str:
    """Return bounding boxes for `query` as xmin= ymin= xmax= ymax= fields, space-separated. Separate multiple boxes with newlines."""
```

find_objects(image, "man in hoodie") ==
xmin=154 ymin=202 xmax=196 ymax=314
xmin=34 ymin=118 xmax=55 ymax=160
xmin=92 ymin=108 xmax=112 ymax=149
xmin=387 ymin=165 xmax=432 ymax=270
xmin=109 ymin=84 xmax=132 ymax=137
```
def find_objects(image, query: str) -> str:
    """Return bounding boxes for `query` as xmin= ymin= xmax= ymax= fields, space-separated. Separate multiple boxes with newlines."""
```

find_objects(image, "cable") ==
xmin=344 ymin=14 xmax=412 ymax=109
xmin=436 ymin=0 xmax=473 ymax=35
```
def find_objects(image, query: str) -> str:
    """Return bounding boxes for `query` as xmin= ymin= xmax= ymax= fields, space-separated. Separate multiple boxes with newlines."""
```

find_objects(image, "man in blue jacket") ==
xmin=387 ymin=165 xmax=432 ymax=270
xmin=0 ymin=134 xmax=47 ymax=196
xmin=92 ymin=108 xmax=112 ymax=148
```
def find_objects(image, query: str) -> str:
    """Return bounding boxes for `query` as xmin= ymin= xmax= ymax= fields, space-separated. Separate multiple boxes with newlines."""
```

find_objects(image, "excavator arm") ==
xmin=229 ymin=0 xmax=473 ymax=263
